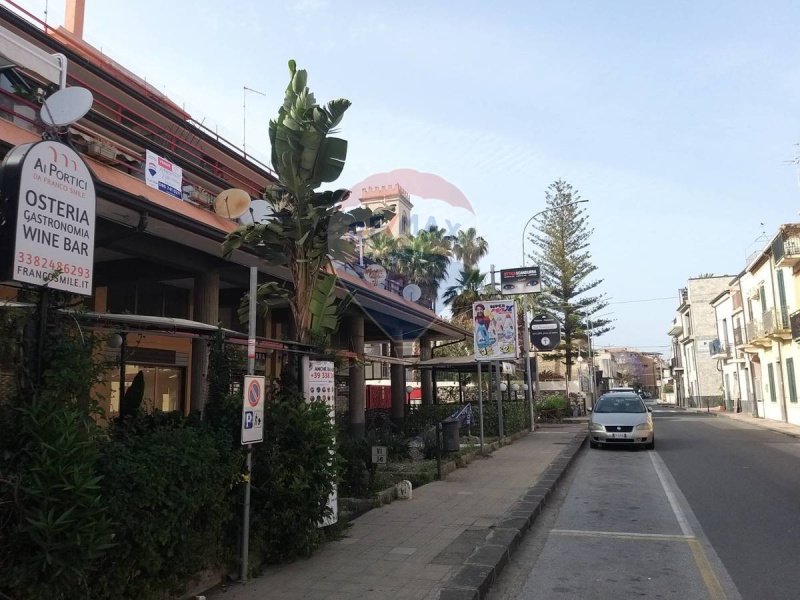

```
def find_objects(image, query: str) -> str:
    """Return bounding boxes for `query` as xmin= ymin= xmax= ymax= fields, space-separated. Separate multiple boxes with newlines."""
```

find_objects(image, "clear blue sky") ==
xmin=15 ymin=0 xmax=800 ymax=353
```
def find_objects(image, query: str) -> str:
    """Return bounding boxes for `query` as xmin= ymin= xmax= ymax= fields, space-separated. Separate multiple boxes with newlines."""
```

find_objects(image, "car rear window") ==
xmin=594 ymin=396 xmax=646 ymax=413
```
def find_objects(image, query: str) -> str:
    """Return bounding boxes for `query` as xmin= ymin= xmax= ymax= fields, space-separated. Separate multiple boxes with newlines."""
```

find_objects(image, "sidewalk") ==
xmin=210 ymin=423 xmax=587 ymax=600
xmin=687 ymin=405 xmax=800 ymax=438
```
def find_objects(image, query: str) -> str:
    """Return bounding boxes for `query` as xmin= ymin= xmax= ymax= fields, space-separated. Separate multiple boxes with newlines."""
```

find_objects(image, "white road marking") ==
xmin=650 ymin=451 xmax=693 ymax=537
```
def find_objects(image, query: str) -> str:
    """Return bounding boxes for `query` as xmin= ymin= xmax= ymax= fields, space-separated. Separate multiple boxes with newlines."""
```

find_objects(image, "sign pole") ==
xmin=477 ymin=361 xmax=484 ymax=453
xmin=496 ymin=361 xmax=504 ymax=438
xmin=240 ymin=265 xmax=258 ymax=583
xmin=523 ymin=307 xmax=535 ymax=431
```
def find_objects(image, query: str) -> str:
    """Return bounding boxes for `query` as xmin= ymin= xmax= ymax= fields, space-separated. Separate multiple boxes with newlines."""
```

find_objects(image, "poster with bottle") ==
xmin=305 ymin=359 xmax=337 ymax=526
xmin=473 ymin=300 xmax=519 ymax=361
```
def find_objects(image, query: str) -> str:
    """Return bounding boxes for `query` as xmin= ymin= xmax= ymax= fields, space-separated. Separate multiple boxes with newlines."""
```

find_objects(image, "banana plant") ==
xmin=223 ymin=61 xmax=389 ymax=348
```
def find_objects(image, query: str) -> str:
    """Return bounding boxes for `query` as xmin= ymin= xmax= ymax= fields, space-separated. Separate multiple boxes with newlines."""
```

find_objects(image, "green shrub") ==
xmin=1 ymin=399 xmax=113 ymax=600
xmin=248 ymin=389 xmax=339 ymax=566
xmin=87 ymin=415 xmax=242 ymax=599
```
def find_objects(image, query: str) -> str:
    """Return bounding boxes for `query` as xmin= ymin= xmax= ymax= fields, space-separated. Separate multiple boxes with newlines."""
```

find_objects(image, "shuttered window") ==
xmin=787 ymin=358 xmax=798 ymax=403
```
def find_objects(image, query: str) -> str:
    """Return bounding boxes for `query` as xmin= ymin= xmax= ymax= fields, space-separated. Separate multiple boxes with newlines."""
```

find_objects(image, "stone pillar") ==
xmin=420 ymin=336 xmax=434 ymax=406
xmin=190 ymin=271 xmax=220 ymax=416
xmin=390 ymin=340 xmax=406 ymax=427
xmin=348 ymin=316 xmax=366 ymax=438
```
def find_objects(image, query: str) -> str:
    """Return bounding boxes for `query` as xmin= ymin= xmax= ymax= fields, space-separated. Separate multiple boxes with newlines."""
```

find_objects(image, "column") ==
xmin=390 ymin=339 xmax=406 ymax=426
xmin=348 ymin=316 xmax=366 ymax=438
xmin=420 ymin=336 xmax=434 ymax=406
xmin=191 ymin=271 xmax=220 ymax=416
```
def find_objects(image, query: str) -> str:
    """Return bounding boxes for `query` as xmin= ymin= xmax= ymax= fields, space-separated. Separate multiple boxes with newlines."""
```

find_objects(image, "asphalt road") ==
xmin=488 ymin=408 xmax=800 ymax=599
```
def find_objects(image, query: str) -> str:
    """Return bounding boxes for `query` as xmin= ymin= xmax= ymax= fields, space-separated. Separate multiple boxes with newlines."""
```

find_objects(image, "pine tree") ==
xmin=528 ymin=179 xmax=612 ymax=385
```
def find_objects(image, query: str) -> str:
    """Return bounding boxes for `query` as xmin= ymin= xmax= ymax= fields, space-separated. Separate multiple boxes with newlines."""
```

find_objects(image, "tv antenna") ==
xmin=243 ymin=86 xmax=266 ymax=158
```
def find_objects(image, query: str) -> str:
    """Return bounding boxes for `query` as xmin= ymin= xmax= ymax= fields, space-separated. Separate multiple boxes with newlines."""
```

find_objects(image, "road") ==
xmin=487 ymin=408 xmax=800 ymax=600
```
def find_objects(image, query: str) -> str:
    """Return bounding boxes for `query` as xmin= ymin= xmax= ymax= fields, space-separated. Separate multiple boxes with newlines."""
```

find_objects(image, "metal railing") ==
xmin=763 ymin=306 xmax=790 ymax=334
xmin=708 ymin=339 xmax=730 ymax=358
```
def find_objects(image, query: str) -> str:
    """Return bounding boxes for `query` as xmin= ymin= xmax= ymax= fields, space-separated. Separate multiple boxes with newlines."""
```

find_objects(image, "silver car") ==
xmin=588 ymin=392 xmax=654 ymax=450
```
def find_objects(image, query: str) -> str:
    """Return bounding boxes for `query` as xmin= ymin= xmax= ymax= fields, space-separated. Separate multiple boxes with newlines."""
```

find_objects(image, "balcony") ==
xmin=772 ymin=228 xmax=800 ymax=268
xmin=745 ymin=318 xmax=771 ymax=348
xmin=667 ymin=319 xmax=683 ymax=337
xmin=709 ymin=339 xmax=730 ymax=359
xmin=791 ymin=310 xmax=800 ymax=341
xmin=763 ymin=306 xmax=792 ymax=340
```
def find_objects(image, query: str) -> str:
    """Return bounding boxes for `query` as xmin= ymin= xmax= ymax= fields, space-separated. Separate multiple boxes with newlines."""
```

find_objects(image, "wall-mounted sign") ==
xmin=363 ymin=263 xmax=388 ymax=287
xmin=500 ymin=266 xmax=541 ymax=295
xmin=241 ymin=375 xmax=265 ymax=445
xmin=473 ymin=300 xmax=519 ymax=361
xmin=529 ymin=313 xmax=561 ymax=351
xmin=145 ymin=149 xmax=182 ymax=199
xmin=0 ymin=141 xmax=96 ymax=296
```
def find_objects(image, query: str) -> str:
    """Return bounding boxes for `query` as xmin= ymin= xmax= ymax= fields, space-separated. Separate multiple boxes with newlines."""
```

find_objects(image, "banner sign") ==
xmin=145 ymin=149 xmax=182 ymax=199
xmin=0 ymin=141 xmax=96 ymax=296
xmin=500 ymin=266 xmax=541 ymax=295
xmin=241 ymin=375 xmax=265 ymax=444
xmin=473 ymin=300 xmax=519 ymax=361
xmin=305 ymin=360 xmax=338 ymax=527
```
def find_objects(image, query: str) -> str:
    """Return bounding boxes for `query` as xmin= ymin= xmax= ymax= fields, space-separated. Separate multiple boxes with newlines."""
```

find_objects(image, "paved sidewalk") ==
xmin=210 ymin=423 xmax=587 ymax=600
xmin=689 ymin=405 xmax=800 ymax=438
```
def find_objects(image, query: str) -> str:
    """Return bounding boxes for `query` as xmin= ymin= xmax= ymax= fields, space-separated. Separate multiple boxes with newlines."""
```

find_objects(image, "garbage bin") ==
xmin=441 ymin=418 xmax=460 ymax=453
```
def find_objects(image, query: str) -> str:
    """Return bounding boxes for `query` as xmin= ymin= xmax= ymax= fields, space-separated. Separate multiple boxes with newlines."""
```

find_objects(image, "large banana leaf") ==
xmin=309 ymin=273 xmax=352 ymax=344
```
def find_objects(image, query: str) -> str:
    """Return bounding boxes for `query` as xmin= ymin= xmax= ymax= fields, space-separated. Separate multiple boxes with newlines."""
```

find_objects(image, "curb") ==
xmin=699 ymin=409 xmax=800 ymax=440
xmin=438 ymin=431 xmax=587 ymax=600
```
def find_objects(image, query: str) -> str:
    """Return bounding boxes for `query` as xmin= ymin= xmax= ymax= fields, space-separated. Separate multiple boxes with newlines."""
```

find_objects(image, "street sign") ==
xmin=241 ymin=375 xmax=265 ymax=444
xmin=530 ymin=313 xmax=561 ymax=351
xmin=372 ymin=446 xmax=387 ymax=465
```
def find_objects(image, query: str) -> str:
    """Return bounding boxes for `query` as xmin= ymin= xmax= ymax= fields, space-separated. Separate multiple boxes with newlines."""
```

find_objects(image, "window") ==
xmin=107 ymin=281 xmax=189 ymax=318
xmin=768 ymin=363 xmax=777 ymax=402
xmin=110 ymin=364 xmax=185 ymax=415
xmin=787 ymin=358 xmax=797 ymax=403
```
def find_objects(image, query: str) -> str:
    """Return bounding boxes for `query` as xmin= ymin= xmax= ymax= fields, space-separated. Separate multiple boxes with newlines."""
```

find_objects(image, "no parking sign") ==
xmin=241 ymin=375 xmax=265 ymax=444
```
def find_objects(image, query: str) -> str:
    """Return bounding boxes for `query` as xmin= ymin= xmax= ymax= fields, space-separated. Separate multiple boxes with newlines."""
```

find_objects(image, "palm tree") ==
xmin=451 ymin=227 xmax=488 ymax=269
xmin=364 ymin=233 xmax=399 ymax=269
xmin=395 ymin=231 xmax=451 ymax=309
xmin=443 ymin=268 xmax=487 ymax=324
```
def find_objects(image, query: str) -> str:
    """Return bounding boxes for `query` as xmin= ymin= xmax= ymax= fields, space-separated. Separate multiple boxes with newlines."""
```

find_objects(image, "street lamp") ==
xmin=406 ymin=384 xmax=413 ymax=404
xmin=521 ymin=199 xmax=589 ymax=266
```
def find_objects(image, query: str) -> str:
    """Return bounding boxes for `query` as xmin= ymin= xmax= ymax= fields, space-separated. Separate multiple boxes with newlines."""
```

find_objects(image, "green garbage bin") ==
xmin=441 ymin=418 xmax=460 ymax=453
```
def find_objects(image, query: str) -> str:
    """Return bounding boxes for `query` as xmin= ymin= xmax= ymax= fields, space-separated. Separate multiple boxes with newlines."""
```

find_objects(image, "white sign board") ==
xmin=241 ymin=375 xmax=265 ymax=445
xmin=473 ymin=300 xmax=519 ymax=361
xmin=145 ymin=149 xmax=182 ymax=199
xmin=305 ymin=359 xmax=337 ymax=527
xmin=5 ymin=141 xmax=96 ymax=295
xmin=372 ymin=446 xmax=387 ymax=465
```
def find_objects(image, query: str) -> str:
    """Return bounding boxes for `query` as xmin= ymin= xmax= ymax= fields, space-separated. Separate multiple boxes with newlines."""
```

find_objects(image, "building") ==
xmin=0 ymin=2 xmax=466 ymax=434
xmin=667 ymin=277 xmax=731 ymax=408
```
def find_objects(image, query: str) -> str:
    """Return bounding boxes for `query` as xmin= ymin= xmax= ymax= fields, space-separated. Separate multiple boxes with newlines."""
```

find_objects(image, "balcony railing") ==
xmin=733 ymin=325 xmax=744 ymax=346
xmin=746 ymin=318 xmax=768 ymax=342
xmin=791 ymin=310 xmax=800 ymax=341
xmin=763 ymin=306 xmax=791 ymax=338
xmin=709 ymin=339 xmax=730 ymax=358
xmin=772 ymin=232 xmax=800 ymax=268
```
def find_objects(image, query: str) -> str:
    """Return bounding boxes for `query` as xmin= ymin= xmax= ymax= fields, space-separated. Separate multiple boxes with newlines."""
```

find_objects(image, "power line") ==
xmin=607 ymin=296 xmax=675 ymax=305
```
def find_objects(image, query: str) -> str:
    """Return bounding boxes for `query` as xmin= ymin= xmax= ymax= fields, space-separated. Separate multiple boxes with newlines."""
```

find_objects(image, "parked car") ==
xmin=588 ymin=392 xmax=654 ymax=450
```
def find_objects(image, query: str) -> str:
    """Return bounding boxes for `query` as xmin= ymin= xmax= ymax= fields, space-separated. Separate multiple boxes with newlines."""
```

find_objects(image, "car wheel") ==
xmin=645 ymin=438 xmax=655 ymax=450
xmin=590 ymin=440 xmax=598 ymax=449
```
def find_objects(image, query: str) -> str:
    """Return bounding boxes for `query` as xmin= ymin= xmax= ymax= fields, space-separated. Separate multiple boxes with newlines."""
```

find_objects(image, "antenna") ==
xmin=40 ymin=86 xmax=93 ymax=129
xmin=243 ymin=86 xmax=266 ymax=158
xmin=213 ymin=189 xmax=251 ymax=219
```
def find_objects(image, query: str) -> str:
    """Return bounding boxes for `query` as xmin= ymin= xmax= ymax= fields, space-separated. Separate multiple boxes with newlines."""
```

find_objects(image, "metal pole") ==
xmin=587 ymin=319 xmax=595 ymax=411
xmin=496 ymin=361 xmax=504 ymax=438
xmin=523 ymin=308 xmax=535 ymax=431
xmin=240 ymin=265 xmax=258 ymax=583
xmin=119 ymin=332 xmax=127 ymax=402
xmin=477 ymin=362 xmax=484 ymax=452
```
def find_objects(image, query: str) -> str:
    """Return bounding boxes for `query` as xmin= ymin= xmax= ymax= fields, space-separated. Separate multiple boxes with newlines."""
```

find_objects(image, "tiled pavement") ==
xmin=209 ymin=423 xmax=587 ymax=600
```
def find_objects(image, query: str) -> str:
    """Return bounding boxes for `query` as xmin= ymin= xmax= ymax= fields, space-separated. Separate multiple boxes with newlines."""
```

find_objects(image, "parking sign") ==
xmin=241 ymin=375 xmax=265 ymax=444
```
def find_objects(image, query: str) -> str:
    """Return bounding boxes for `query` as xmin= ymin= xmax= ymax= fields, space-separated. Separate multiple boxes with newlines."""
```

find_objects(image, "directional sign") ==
xmin=530 ymin=313 xmax=561 ymax=351
xmin=241 ymin=375 xmax=265 ymax=444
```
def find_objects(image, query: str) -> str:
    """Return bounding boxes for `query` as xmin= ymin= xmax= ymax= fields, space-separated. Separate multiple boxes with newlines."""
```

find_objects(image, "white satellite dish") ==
xmin=40 ymin=86 xmax=93 ymax=127
xmin=213 ymin=188 xmax=251 ymax=219
xmin=238 ymin=199 xmax=272 ymax=224
xmin=402 ymin=283 xmax=422 ymax=302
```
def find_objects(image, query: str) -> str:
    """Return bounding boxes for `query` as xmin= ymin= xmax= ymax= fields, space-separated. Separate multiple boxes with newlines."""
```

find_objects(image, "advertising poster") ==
xmin=500 ymin=266 xmax=541 ymax=295
xmin=305 ymin=360 xmax=338 ymax=527
xmin=145 ymin=149 xmax=182 ymax=199
xmin=2 ymin=141 xmax=96 ymax=296
xmin=473 ymin=300 xmax=519 ymax=361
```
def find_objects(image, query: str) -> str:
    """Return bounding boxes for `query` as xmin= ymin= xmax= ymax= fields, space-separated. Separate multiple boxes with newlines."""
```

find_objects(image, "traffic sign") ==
xmin=241 ymin=375 xmax=265 ymax=444
xmin=529 ymin=313 xmax=561 ymax=351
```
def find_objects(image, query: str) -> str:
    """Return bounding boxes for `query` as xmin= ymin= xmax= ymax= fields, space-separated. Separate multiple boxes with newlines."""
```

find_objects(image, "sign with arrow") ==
xmin=529 ymin=313 xmax=561 ymax=351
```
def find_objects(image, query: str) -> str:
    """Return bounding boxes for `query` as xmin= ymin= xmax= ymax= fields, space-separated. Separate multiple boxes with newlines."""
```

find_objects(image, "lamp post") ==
xmin=406 ymin=384 xmax=413 ymax=405
xmin=521 ymin=199 xmax=589 ymax=267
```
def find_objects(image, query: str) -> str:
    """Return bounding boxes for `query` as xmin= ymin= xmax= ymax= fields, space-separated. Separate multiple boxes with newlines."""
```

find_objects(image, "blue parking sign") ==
xmin=244 ymin=411 xmax=254 ymax=429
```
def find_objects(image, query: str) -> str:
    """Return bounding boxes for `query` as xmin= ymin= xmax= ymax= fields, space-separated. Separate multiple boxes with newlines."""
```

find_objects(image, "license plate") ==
xmin=608 ymin=432 xmax=629 ymax=439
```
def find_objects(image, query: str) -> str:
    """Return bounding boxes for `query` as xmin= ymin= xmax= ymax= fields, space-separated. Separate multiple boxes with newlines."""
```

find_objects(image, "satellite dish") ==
xmin=213 ymin=188 xmax=251 ymax=219
xmin=363 ymin=264 xmax=388 ymax=287
xmin=402 ymin=284 xmax=422 ymax=302
xmin=238 ymin=199 xmax=272 ymax=224
xmin=40 ymin=87 xmax=93 ymax=127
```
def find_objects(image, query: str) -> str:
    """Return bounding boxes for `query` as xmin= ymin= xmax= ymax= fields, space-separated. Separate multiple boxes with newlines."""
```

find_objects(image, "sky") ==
xmin=12 ymin=0 xmax=800 ymax=354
